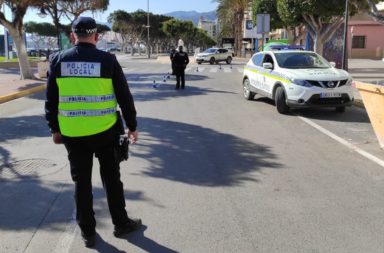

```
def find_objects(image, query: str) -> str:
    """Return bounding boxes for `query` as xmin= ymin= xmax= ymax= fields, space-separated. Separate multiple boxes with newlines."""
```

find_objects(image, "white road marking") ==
xmin=53 ymin=210 xmax=77 ymax=253
xmin=209 ymin=68 xmax=218 ymax=73
xmin=299 ymin=116 xmax=384 ymax=168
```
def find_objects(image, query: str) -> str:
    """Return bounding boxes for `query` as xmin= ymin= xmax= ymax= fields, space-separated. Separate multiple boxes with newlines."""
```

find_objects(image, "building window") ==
xmin=352 ymin=36 xmax=366 ymax=49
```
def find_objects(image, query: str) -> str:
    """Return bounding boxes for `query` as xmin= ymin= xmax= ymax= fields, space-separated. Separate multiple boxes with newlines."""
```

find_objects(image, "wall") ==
xmin=349 ymin=12 xmax=384 ymax=59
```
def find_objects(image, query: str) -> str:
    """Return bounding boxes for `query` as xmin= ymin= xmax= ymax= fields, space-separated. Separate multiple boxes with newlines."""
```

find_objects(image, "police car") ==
xmin=242 ymin=50 xmax=354 ymax=114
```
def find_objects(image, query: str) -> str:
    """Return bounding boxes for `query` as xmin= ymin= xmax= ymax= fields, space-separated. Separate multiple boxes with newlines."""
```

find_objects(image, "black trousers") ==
xmin=63 ymin=127 xmax=129 ymax=235
xmin=175 ymin=66 xmax=185 ymax=88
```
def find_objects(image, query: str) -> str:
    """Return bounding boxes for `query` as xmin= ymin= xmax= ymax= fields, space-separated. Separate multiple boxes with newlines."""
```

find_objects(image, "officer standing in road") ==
xmin=172 ymin=45 xmax=189 ymax=89
xmin=45 ymin=16 xmax=142 ymax=248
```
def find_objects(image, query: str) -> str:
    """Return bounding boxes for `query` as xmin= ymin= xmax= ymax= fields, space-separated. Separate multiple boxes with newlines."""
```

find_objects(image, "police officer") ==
xmin=45 ymin=17 xmax=141 ymax=248
xmin=172 ymin=45 xmax=189 ymax=89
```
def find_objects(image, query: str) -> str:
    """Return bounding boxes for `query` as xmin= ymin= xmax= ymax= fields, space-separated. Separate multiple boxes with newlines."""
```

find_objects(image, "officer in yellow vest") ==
xmin=45 ymin=16 xmax=141 ymax=248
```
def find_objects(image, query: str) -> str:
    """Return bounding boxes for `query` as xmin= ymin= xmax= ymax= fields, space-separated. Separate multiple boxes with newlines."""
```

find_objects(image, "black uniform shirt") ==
xmin=172 ymin=51 xmax=189 ymax=67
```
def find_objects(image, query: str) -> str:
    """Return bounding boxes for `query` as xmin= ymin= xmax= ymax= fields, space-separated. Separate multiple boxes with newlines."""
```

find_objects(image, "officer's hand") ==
xmin=52 ymin=132 xmax=63 ymax=144
xmin=128 ymin=130 xmax=138 ymax=144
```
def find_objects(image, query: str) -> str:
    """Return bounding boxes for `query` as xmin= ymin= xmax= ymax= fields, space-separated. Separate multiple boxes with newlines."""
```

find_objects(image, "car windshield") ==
xmin=274 ymin=52 xmax=331 ymax=69
xmin=204 ymin=48 xmax=217 ymax=53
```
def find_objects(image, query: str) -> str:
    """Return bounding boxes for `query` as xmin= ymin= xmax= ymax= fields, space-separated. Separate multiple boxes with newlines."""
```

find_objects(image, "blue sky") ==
xmin=23 ymin=0 xmax=218 ymax=23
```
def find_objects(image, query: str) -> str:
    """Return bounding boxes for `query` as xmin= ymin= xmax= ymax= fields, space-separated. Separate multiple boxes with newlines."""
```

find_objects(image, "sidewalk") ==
xmin=0 ymin=69 xmax=46 ymax=104
xmin=1 ymin=58 xmax=384 ymax=106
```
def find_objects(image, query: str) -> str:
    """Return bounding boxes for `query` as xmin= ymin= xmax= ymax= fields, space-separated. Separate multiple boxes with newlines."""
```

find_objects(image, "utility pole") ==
xmin=147 ymin=0 xmax=150 ymax=59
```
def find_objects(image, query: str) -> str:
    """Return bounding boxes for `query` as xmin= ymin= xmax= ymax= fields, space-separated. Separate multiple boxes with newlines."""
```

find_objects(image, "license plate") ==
xmin=320 ymin=92 xmax=342 ymax=98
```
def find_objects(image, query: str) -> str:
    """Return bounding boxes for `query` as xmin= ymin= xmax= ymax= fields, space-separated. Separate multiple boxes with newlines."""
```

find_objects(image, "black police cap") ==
xmin=72 ymin=17 xmax=97 ymax=34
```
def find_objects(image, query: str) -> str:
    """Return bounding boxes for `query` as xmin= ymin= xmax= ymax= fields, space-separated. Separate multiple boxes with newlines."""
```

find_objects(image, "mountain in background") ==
xmin=164 ymin=10 xmax=217 ymax=25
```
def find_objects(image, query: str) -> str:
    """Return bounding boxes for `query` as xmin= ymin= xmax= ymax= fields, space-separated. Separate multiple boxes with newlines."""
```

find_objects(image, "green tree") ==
xmin=147 ymin=14 xmax=172 ymax=54
xmin=24 ymin=21 xmax=57 ymax=51
xmin=0 ymin=0 xmax=44 ymax=79
xmin=35 ymin=0 xmax=109 ymax=47
xmin=215 ymin=0 xmax=252 ymax=57
xmin=108 ymin=10 xmax=132 ymax=53
xmin=252 ymin=0 xmax=303 ymax=45
xmin=108 ymin=10 xmax=150 ymax=55
xmin=275 ymin=0 xmax=375 ymax=55
xmin=0 ymin=0 xmax=109 ymax=79
xmin=366 ymin=0 xmax=384 ymax=23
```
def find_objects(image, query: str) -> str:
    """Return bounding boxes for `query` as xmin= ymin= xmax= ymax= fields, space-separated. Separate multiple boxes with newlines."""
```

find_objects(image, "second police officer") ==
xmin=172 ymin=45 xmax=189 ymax=89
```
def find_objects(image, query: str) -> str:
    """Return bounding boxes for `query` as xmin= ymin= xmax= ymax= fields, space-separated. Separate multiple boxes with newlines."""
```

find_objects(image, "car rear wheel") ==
xmin=275 ymin=86 xmax=290 ymax=114
xmin=335 ymin=106 xmax=345 ymax=113
xmin=209 ymin=57 xmax=215 ymax=65
xmin=243 ymin=78 xmax=255 ymax=100
xmin=226 ymin=57 xmax=232 ymax=64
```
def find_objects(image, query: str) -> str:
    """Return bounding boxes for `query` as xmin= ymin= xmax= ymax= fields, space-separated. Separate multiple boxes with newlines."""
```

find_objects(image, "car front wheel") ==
xmin=275 ymin=86 xmax=290 ymax=114
xmin=226 ymin=57 xmax=232 ymax=64
xmin=209 ymin=57 xmax=215 ymax=65
xmin=243 ymin=78 xmax=255 ymax=100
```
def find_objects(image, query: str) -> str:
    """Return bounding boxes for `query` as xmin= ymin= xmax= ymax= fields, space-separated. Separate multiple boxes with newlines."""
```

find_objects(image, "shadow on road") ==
xmin=133 ymin=117 xmax=282 ymax=187
xmin=293 ymin=106 xmax=370 ymax=123
xmin=126 ymin=72 xmax=209 ymax=83
xmin=129 ymin=82 xmax=236 ymax=102
xmin=247 ymin=96 xmax=370 ymax=124
xmin=124 ymin=225 xmax=179 ymax=253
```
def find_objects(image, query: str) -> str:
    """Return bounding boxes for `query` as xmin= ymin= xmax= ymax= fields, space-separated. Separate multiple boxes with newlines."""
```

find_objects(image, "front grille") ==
xmin=307 ymin=94 xmax=351 ymax=105
xmin=307 ymin=79 xmax=348 ymax=88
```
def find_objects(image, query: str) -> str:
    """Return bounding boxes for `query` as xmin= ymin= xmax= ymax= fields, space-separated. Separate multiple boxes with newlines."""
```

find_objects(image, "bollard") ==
xmin=196 ymin=67 xmax=199 ymax=72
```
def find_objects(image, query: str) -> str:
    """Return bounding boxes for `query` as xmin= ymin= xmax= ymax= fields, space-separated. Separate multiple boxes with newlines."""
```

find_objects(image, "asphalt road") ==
xmin=1 ymin=58 xmax=384 ymax=253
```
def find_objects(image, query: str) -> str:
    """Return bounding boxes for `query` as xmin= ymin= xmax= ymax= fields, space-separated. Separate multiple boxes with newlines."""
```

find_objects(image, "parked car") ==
xmin=27 ymin=48 xmax=38 ymax=56
xmin=242 ymin=50 xmax=354 ymax=114
xmin=106 ymin=47 xmax=121 ymax=53
xmin=195 ymin=48 xmax=233 ymax=65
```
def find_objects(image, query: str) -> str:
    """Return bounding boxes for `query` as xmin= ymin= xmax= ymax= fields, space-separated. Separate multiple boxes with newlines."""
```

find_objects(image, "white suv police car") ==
xmin=242 ymin=50 xmax=354 ymax=114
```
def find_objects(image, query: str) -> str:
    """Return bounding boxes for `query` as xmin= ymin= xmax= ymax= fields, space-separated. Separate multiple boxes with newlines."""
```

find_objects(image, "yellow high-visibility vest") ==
xmin=57 ymin=77 xmax=117 ymax=137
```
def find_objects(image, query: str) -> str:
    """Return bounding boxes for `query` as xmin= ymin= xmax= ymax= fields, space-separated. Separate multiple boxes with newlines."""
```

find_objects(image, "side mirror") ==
xmin=262 ymin=62 xmax=273 ymax=69
xmin=329 ymin=61 xmax=336 ymax=68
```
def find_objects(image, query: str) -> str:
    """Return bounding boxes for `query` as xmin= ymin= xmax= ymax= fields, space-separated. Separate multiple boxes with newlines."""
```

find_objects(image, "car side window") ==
xmin=252 ymin=54 xmax=264 ymax=66
xmin=262 ymin=54 xmax=275 ymax=69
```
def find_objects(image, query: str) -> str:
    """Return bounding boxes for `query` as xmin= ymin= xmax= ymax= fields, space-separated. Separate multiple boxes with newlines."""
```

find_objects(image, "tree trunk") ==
xmin=313 ymin=35 xmax=323 ymax=56
xmin=9 ymin=27 xmax=33 ymax=79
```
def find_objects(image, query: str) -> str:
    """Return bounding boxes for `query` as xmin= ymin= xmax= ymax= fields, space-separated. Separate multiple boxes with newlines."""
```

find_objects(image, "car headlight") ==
xmin=346 ymin=78 xmax=352 ymax=86
xmin=290 ymin=79 xmax=312 ymax=87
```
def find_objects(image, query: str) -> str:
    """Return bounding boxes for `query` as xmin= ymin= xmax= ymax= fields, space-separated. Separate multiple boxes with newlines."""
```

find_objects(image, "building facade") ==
xmin=348 ymin=3 xmax=384 ymax=59
xmin=197 ymin=16 xmax=218 ymax=39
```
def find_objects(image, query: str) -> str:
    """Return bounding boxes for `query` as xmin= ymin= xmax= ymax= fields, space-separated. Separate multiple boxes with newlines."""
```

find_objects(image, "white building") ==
xmin=197 ymin=16 xmax=218 ymax=39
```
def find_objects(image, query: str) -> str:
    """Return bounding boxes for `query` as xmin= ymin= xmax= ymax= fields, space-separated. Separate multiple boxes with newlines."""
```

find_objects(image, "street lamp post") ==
xmin=147 ymin=0 xmax=150 ymax=59
xmin=342 ymin=0 xmax=349 ymax=70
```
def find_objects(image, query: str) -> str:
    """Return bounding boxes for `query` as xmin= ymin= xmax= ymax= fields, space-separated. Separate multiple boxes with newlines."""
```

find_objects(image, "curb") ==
xmin=353 ymin=98 xmax=365 ymax=109
xmin=0 ymin=83 xmax=46 ymax=104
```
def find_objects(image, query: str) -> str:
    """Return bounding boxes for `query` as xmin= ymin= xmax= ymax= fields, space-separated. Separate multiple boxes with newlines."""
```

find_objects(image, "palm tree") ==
xmin=214 ymin=0 xmax=252 ymax=56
